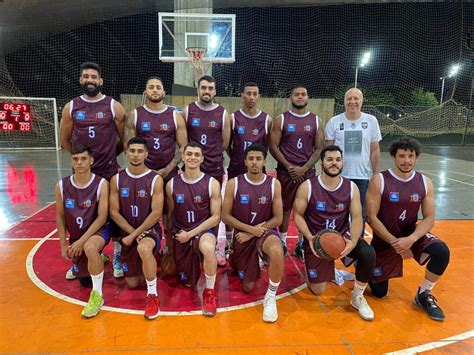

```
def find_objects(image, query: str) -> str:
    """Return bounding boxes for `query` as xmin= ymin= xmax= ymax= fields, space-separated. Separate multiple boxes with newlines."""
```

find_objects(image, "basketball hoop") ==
xmin=186 ymin=47 xmax=207 ymax=83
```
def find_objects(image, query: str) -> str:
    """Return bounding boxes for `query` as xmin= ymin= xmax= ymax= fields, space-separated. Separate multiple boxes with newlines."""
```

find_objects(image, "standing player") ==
xmin=225 ymin=82 xmax=272 ymax=253
xmin=166 ymin=142 xmax=221 ymax=317
xmin=60 ymin=62 xmax=127 ymax=279
xmin=222 ymin=144 xmax=284 ymax=323
xmin=109 ymin=137 xmax=164 ymax=320
xmin=183 ymin=75 xmax=230 ymax=266
xmin=293 ymin=145 xmax=376 ymax=321
xmin=55 ymin=145 xmax=110 ymax=318
xmin=367 ymin=137 xmax=450 ymax=321
xmin=269 ymin=85 xmax=324 ymax=259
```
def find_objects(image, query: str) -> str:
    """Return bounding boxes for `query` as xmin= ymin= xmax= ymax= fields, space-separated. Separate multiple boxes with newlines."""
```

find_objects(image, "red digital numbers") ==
xmin=0 ymin=102 xmax=32 ymax=131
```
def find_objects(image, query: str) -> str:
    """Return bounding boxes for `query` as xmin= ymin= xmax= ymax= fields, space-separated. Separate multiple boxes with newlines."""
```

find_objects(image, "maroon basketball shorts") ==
xmin=71 ymin=224 xmax=112 ymax=278
xmin=120 ymin=226 xmax=162 ymax=278
xmin=230 ymin=230 xmax=276 ymax=283
xmin=277 ymin=169 xmax=315 ymax=211
xmin=371 ymin=232 xmax=444 ymax=283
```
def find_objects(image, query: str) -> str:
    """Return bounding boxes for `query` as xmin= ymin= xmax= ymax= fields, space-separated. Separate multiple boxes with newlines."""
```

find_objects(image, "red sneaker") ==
xmin=202 ymin=288 xmax=217 ymax=317
xmin=144 ymin=294 xmax=160 ymax=320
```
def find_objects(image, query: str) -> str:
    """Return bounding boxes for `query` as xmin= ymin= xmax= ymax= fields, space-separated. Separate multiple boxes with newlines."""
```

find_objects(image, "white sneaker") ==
xmin=263 ymin=295 xmax=278 ymax=323
xmin=113 ymin=254 xmax=124 ymax=278
xmin=350 ymin=292 xmax=374 ymax=321
xmin=65 ymin=267 xmax=76 ymax=280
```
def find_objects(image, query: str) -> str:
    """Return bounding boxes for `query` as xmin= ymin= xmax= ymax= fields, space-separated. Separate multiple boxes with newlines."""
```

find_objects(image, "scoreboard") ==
xmin=0 ymin=102 xmax=32 ymax=131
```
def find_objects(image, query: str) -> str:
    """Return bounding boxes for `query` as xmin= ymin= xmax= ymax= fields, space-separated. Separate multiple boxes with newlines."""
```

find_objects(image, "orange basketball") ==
xmin=313 ymin=229 xmax=346 ymax=260
xmin=161 ymin=252 xmax=177 ymax=276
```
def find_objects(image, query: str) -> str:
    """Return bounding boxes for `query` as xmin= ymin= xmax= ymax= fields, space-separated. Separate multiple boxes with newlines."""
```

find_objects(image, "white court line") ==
xmin=420 ymin=171 xmax=474 ymax=187
xmin=26 ymin=230 xmax=307 ymax=317
xmin=385 ymin=329 xmax=474 ymax=354
xmin=0 ymin=202 xmax=54 ymax=235
xmin=424 ymin=170 xmax=474 ymax=178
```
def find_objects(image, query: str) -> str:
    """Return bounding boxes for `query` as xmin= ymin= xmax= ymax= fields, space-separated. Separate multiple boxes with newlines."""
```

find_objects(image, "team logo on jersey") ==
xmin=138 ymin=189 xmax=147 ymax=198
xmin=179 ymin=272 xmax=188 ymax=281
xmin=83 ymin=199 xmax=92 ymax=208
xmin=389 ymin=192 xmax=399 ymax=202
xmin=308 ymin=269 xmax=317 ymax=279
xmin=410 ymin=193 xmax=420 ymax=202
xmin=96 ymin=111 xmax=104 ymax=119
xmin=122 ymin=263 xmax=129 ymax=272
xmin=287 ymin=124 xmax=296 ymax=132
xmin=75 ymin=111 xmax=86 ymax=120
xmin=65 ymin=198 xmax=75 ymax=209
xmin=362 ymin=122 xmax=368 ymax=129
xmin=176 ymin=194 xmax=185 ymax=203
xmin=141 ymin=122 xmax=151 ymax=131
xmin=335 ymin=203 xmax=345 ymax=211
xmin=72 ymin=264 xmax=79 ymax=273
xmin=191 ymin=118 xmax=200 ymax=127
xmin=252 ymin=129 xmax=259 ymax=136
xmin=304 ymin=125 xmax=312 ymax=132
xmin=160 ymin=123 xmax=169 ymax=131
xmin=373 ymin=267 xmax=382 ymax=277
xmin=238 ymin=271 xmax=245 ymax=279
xmin=193 ymin=195 xmax=204 ymax=204
xmin=258 ymin=196 xmax=267 ymax=204
xmin=240 ymin=194 xmax=249 ymax=204
xmin=316 ymin=201 xmax=326 ymax=211
xmin=120 ymin=188 xmax=130 ymax=198
xmin=237 ymin=126 xmax=245 ymax=134
xmin=339 ymin=122 xmax=344 ymax=130
xmin=208 ymin=120 xmax=217 ymax=128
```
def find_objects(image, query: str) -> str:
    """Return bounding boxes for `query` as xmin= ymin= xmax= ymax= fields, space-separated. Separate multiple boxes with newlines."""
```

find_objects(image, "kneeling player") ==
xmin=110 ymin=137 xmax=164 ymax=320
xmin=293 ymin=145 xmax=376 ymax=321
xmin=222 ymin=144 xmax=284 ymax=323
xmin=55 ymin=145 xmax=110 ymax=318
xmin=367 ymin=137 xmax=450 ymax=321
xmin=166 ymin=142 xmax=221 ymax=316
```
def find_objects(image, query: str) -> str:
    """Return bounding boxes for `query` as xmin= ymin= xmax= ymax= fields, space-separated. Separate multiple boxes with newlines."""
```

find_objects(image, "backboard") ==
xmin=158 ymin=12 xmax=236 ymax=63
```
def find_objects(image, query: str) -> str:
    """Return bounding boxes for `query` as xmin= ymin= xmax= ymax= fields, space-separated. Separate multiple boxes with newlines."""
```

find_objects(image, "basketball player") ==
xmin=165 ymin=142 xmax=221 ymax=317
xmin=182 ymin=75 xmax=230 ymax=267
xmin=55 ymin=145 xmax=110 ymax=318
xmin=367 ymin=137 xmax=450 ymax=321
xmin=222 ymin=144 xmax=284 ymax=322
xmin=293 ymin=145 xmax=376 ymax=321
xmin=109 ymin=137 xmax=164 ymax=320
xmin=269 ymin=85 xmax=324 ymax=260
xmin=225 ymin=82 xmax=272 ymax=255
xmin=60 ymin=62 xmax=126 ymax=279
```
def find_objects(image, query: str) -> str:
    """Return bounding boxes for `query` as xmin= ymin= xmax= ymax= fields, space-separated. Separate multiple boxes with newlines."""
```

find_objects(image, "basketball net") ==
xmin=186 ymin=47 xmax=207 ymax=86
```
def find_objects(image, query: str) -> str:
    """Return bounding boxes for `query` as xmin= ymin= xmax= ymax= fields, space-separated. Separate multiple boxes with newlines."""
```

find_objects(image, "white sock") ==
xmin=352 ymin=280 xmax=367 ymax=298
xmin=113 ymin=241 xmax=122 ymax=256
xmin=205 ymin=273 xmax=216 ymax=289
xmin=91 ymin=271 xmax=104 ymax=296
xmin=265 ymin=279 xmax=280 ymax=298
xmin=280 ymin=232 xmax=287 ymax=245
xmin=419 ymin=278 xmax=435 ymax=293
xmin=146 ymin=278 xmax=158 ymax=296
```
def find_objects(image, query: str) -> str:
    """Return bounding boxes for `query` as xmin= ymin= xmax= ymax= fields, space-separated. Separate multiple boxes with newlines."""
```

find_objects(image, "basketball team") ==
xmin=56 ymin=62 xmax=450 ymax=323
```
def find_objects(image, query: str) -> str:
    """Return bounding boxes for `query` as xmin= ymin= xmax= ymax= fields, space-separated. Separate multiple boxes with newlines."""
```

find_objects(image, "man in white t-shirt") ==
xmin=325 ymin=87 xmax=381 ymax=233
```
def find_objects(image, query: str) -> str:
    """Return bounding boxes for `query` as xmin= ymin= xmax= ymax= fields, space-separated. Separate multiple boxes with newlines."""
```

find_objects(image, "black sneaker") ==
xmin=282 ymin=243 xmax=289 ymax=257
xmin=414 ymin=288 xmax=445 ymax=321
xmin=294 ymin=240 xmax=305 ymax=263
xmin=225 ymin=246 xmax=233 ymax=260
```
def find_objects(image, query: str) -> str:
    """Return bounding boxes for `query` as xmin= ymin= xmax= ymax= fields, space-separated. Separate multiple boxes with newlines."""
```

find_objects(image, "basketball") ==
xmin=313 ymin=229 xmax=346 ymax=260
xmin=161 ymin=252 xmax=177 ymax=276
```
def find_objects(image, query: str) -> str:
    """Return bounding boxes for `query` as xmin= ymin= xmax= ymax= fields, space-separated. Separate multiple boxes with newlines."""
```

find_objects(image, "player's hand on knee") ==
xmin=122 ymin=234 xmax=135 ymax=246
xmin=235 ymin=232 xmax=252 ymax=244
xmin=391 ymin=237 xmax=415 ymax=253
xmin=252 ymin=222 xmax=267 ymax=238
xmin=61 ymin=243 xmax=72 ymax=261
xmin=339 ymin=238 xmax=357 ymax=259
xmin=68 ymin=240 xmax=84 ymax=257
xmin=175 ymin=230 xmax=191 ymax=244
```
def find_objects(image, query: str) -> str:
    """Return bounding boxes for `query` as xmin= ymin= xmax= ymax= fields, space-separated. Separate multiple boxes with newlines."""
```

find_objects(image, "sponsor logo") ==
xmin=339 ymin=122 xmax=344 ymax=130
xmin=120 ymin=188 xmax=130 ymax=198
xmin=361 ymin=122 xmax=368 ymax=129
xmin=389 ymin=192 xmax=399 ymax=202
xmin=316 ymin=201 xmax=326 ymax=211
xmin=141 ymin=122 xmax=151 ymax=131
xmin=238 ymin=271 xmax=245 ymax=279
xmin=410 ymin=193 xmax=420 ymax=202
xmin=75 ymin=111 xmax=86 ymax=120
xmin=72 ymin=264 xmax=79 ymax=273
xmin=65 ymin=198 xmax=75 ymax=209
xmin=308 ymin=269 xmax=317 ymax=279
xmin=373 ymin=267 xmax=382 ymax=277
xmin=237 ymin=126 xmax=245 ymax=134
xmin=179 ymin=272 xmax=187 ymax=281
xmin=83 ymin=199 xmax=92 ymax=208
xmin=191 ymin=118 xmax=200 ymax=127
xmin=176 ymin=194 xmax=185 ymax=204
xmin=287 ymin=124 xmax=296 ymax=132
xmin=96 ymin=111 xmax=104 ymax=119
xmin=240 ymin=194 xmax=249 ymax=204
xmin=122 ymin=263 xmax=129 ymax=272
xmin=258 ymin=196 xmax=267 ymax=204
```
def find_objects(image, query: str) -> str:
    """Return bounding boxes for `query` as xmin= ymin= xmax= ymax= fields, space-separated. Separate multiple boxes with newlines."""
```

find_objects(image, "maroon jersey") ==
xmin=60 ymin=174 xmax=106 ymax=241
xmin=228 ymin=110 xmax=270 ymax=177
xmin=116 ymin=168 xmax=160 ymax=237
xmin=135 ymin=105 xmax=178 ymax=170
xmin=372 ymin=169 xmax=428 ymax=249
xmin=277 ymin=111 xmax=318 ymax=172
xmin=170 ymin=173 xmax=213 ymax=233
xmin=231 ymin=174 xmax=275 ymax=232
xmin=305 ymin=175 xmax=353 ymax=235
xmin=185 ymin=102 xmax=226 ymax=177
xmin=70 ymin=95 xmax=119 ymax=179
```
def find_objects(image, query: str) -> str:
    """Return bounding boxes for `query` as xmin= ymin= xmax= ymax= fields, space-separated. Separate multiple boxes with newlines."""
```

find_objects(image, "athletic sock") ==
xmin=205 ymin=273 xmax=216 ymax=289
xmin=280 ymin=232 xmax=287 ymax=245
xmin=352 ymin=280 xmax=367 ymax=298
xmin=419 ymin=278 xmax=435 ymax=293
xmin=113 ymin=241 xmax=122 ymax=256
xmin=146 ymin=277 xmax=158 ymax=296
xmin=91 ymin=271 xmax=104 ymax=296
xmin=265 ymin=279 xmax=280 ymax=298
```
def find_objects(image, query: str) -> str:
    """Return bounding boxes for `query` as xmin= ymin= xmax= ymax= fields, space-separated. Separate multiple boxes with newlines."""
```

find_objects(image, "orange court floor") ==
xmin=0 ymin=212 xmax=473 ymax=354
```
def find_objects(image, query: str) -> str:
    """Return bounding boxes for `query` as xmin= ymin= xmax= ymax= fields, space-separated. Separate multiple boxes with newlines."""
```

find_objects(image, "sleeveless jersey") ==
xmin=277 ymin=111 xmax=318 ymax=172
xmin=228 ymin=109 xmax=270 ymax=176
xmin=135 ymin=105 xmax=177 ymax=170
xmin=372 ymin=169 xmax=427 ymax=249
xmin=186 ymin=102 xmax=226 ymax=176
xmin=70 ymin=95 xmax=119 ymax=178
xmin=231 ymin=174 xmax=275 ymax=231
xmin=305 ymin=175 xmax=353 ymax=235
xmin=60 ymin=174 xmax=105 ymax=240
xmin=116 ymin=168 xmax=160 ymax=236
xmin=170 ymin=173 xmax=213 ymax=233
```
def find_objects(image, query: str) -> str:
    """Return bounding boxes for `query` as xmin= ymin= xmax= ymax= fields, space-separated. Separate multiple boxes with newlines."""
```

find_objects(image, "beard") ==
xmin=291 ymin=101 xmax=307 ymax=110
xmin=147 ymin=94 xmax=164 ymax=103
xmin=82 ymin=83 xmax=101 ymax=97
xmin=322 ymin=165 xmax=342 ymax=177
xmin=200 ymin=94 xmax=213 ymax=104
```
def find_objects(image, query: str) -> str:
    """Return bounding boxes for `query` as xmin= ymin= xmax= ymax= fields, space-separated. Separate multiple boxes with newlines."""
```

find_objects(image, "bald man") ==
xmin=325 ymin=88 xmax=381 ymax=237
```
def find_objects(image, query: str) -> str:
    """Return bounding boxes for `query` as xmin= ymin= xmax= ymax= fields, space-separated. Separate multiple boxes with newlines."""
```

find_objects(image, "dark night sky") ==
xmin=5 ymin=2 xmax=473 ymax=107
